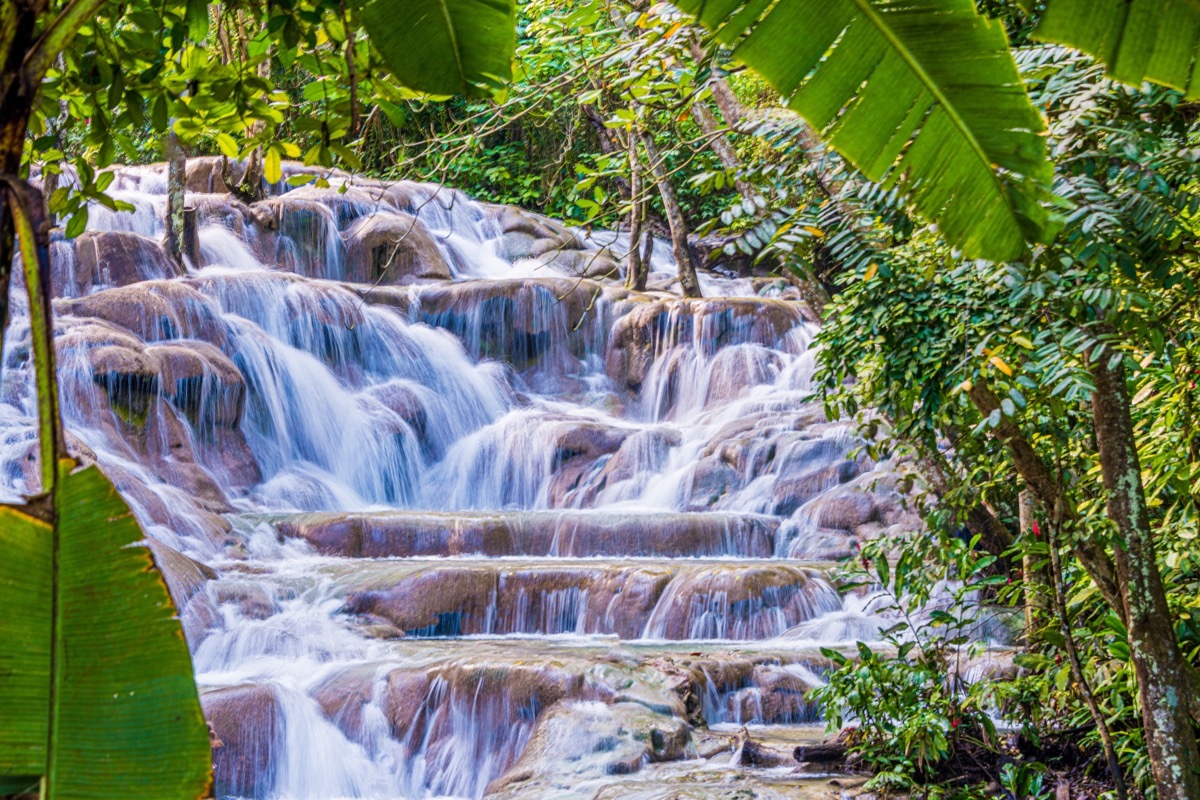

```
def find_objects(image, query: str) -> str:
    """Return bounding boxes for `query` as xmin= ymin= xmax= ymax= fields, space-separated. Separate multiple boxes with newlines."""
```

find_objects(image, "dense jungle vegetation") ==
xmin=4 ymin=0 xmax=1200 ymax=798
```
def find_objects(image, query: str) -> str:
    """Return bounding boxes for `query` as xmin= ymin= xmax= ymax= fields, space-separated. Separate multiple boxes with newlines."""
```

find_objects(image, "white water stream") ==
xmin=0 ymin=162 xmax=945 ymax=799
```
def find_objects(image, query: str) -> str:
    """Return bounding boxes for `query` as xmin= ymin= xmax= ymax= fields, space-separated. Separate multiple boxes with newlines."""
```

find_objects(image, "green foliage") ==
xmin=358 ymin=0 xmax=516 ymax=97
xmin=0 ymin=463 xmax=212 ymax=799
xmin=673 ymin=0 xmax=1054 ymax=261
xmin=1036 ymin=0 xmax=1200 ymax=97
xmin=809 ymin=33 xmax=1200 ymax=798
xmin=20 ymin=0 xmax=517 ymax=233
xmin=384 ymin=0 xmax=737 ymax=227
xmin=812 ymin=528 xmax=1011 ymax=796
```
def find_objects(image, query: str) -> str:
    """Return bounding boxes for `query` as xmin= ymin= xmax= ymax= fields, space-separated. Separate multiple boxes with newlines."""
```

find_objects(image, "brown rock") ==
xmin=58 ymin=280 xmax=227 ymax=345
xmin=66 ymin=230 xmax=182 ymax=297
xmin=343 ymin=213 xmax=450 ymax=284
xmin=203 ymin=684 xmax=280 ymax=798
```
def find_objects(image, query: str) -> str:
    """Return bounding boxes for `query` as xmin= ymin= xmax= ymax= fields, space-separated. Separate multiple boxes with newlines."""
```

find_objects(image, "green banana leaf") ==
xmin=0 ymin=460 xmax=212 ymax=799
xmin=357 ymin=0 xmax=516 ymax=97
xmin=675 ymin=0 xmax=1054 ymax=262
xmin=1036 ymin=0 xmax=1200 ymax=97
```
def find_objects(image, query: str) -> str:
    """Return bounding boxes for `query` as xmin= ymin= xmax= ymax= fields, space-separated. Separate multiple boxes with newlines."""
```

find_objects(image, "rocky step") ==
xmin=316 ymin=557 xmax=839 ymax=640
xmin=270 ymin=509 xmax=780 ymax=559
xmin=198 ymin=639 xmax=837 ymax=800
xmin=205 ymin=556 xmax=840 ymax=641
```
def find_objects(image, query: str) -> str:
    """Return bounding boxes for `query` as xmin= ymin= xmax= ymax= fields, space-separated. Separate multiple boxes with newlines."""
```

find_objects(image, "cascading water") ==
xmin=0 ymin=156 xmax=977 ymax=799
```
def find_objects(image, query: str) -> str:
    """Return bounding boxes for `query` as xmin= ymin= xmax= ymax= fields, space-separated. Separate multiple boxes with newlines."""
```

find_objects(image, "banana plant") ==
xmin=0 ymin=179 xmax=212 ymax=799
xmin=1034 ymin=0 xmax=1200 ymax=97
xmin=673 ymin=0 xmax=1055 ymax=263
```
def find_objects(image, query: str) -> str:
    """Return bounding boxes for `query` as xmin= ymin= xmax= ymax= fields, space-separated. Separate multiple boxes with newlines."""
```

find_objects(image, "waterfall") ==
xmin=0 ymin=158 xmax=977 ymax=799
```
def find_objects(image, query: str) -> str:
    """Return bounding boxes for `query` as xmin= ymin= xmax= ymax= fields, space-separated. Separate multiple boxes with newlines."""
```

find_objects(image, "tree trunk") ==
xmin=688 ymin=39 xmax=746 ymax=130
xmin=690 ymin=100 xmax=758 ymax=200
xmin=638 ymin=129 xmax=702 ymax=298
xmin=164 ymin=128 xmax=187 ymax=267
xmin=0 ymin=1 xmax=45 ymax=357
xmin=231 ymin=7 xmax=268 ymax=201
xmin=1045 ymin=497 xmax=1128 ymax=800
xmin=626 ymin=135 xmax=648 ymax=292
xmin=1090 ymin=350 xmax=1200 ymax=800
xmin=967 ymin=381 xmax=1124 ymax=614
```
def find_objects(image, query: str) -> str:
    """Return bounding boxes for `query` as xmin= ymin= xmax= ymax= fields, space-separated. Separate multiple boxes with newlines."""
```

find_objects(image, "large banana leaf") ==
xmin=0 ymin=461 xmax=212 ymax=799
xmin=1035 ymin=0 xmax=1200 ymax=97
xmin=676 ymin=0 xmax=1054 ymax=262
xmin=358 ymin=0 xmax=516 ymax=97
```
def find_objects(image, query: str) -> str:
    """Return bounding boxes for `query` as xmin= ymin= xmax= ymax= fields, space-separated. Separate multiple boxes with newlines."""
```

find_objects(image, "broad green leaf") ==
xmin=0 ymin=505 xmax=51 ymax=787
xmin=357 ymin=0 xmax=516 ymax=97
xmin=64 ymin=208 xmax=87 ymax=238
xmin=675 ymin=0 xmax=1054 ymax=261
xmin=185 ymin=0 xmax=209 ymax=43
xmin=0 ymin=462 xmax=212 ymax=799
xmin=1036 ymin=0 xmax=1200 ymax=97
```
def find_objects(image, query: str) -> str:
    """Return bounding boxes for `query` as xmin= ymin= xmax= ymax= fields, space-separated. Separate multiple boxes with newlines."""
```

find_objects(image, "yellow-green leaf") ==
xmin=264 ymin=147 xmax=282 ymax=184
xmin=215 ymin=133 xmax=239 ymax=160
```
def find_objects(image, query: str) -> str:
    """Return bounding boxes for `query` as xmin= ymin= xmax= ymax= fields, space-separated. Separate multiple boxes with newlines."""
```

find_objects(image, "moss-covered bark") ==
xmin=1091 ymin=353 xmax=1200 ymax=800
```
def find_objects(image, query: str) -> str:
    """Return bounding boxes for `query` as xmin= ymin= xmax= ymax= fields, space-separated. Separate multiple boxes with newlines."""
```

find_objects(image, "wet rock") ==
xmin=254 ymin=196 xmax=341 ymax=278
xmin=686 ymin=457 xmax=739 ymax=507
xmin=364 ymin=381 xmax=427 ymax=437
xmin=380 ymin=668 xmax=434 ymax=743
xmin=606 ymin=297 xmax=802 ymax=394
xmin=186 ymin=156 xmax=246 ymax=193
xmin=381 ymin=659 xmax=586 ymax=797
xmin=738 ymin=731 xmax=792 ymax=768
xmin=343 ymin=563 xmax=675 ymax=639
xmin=279 ymin=511 xmax=518 ymax=559
xmin=415 ymin=278 xmax=605 ymax=367
xmin=345 ymin=567 xmax=499 ymax=636
xmin=146 ymin=537 xmax=217 ymax=607
xmin=58 ymin=280 xmax=227 ymax=345
xmin=343 ymin=213 xmax=451 ymax=283
xmin=703 ymin=345 xmax=781 ymax=406
xmin=485 ymin=701 xmax=690 ymax=799
xmin=283 ymin=185 xmax=388 ymax=229
xmin=147 ymin=341 xmax=246 ymax=427
xmin=203 ymin=684 xmax=280 ymax=799
xmin=547 ymin=422 xmax=630 ymax=507
xmin=524 ymin=248 xmax=621 ymax=280
xmin=312 ymin=664 xmax=380 ymax=740
xmin=191 ymin=191 xmax=253 ymax=227
xmin=772 ymin=461 xmax=859 ymax=517
xmin=748 ymin=664 xmax=823 ymax=724
xmin=647 ymin=566 xmax=838 ymax=640
xmin=549 ymin=512 xmax=776 ymax=559
xmin=805 ymin=487 xmax=879 ymax=531
xmin=353 ymin=285 xmax=416 ymax=315
xmin=785 ymin=527 xmax=864 ymax=561
xmin=213 ymin=580 xmax=279 ymax=620
xmin=277 ymin=510 xmax=777 ymax=560
xmin=65 ymin=230 xmax=181 ymax=296
xmin=494 ymin=205 xmax=577 ymax=244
